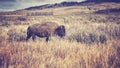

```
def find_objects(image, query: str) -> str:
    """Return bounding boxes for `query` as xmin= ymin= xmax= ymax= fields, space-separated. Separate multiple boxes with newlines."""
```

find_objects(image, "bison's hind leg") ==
xmin=26 ymin=28 xmax=32 ymax=41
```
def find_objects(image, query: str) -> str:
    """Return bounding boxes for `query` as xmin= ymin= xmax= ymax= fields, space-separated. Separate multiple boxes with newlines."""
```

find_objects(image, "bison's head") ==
xmin=54 ymin=25 xmax=66 ymax=38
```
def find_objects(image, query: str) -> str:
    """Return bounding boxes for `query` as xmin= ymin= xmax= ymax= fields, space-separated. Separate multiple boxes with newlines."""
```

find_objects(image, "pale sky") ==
xmin=0 ymin=0 xmax=85 ymax=11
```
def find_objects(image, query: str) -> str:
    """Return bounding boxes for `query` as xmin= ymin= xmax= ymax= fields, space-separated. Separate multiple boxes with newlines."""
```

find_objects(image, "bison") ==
xmin=26 ymin=22 xmax=66 ymax=42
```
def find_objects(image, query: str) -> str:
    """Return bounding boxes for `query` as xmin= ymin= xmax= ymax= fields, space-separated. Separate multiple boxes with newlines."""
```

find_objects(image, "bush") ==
xmin=98 ymin=25 xmax=120 ymax=40
xmin=0 ymin=27 xmax=7 ymax=43
xmin=68 ymin=32 xmax=107 ymax=44
xmin=17 ymin=17 xmax=26 ymax=21
xmin=7 ymin=29 xmax=26 ymax=42
xmin=0 ymin=21 xmax=11 ymax=27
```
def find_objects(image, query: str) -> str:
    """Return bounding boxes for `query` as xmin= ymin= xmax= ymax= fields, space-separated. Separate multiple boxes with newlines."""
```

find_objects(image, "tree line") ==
xmin=85 ymin=0 xmax=120 ymax=2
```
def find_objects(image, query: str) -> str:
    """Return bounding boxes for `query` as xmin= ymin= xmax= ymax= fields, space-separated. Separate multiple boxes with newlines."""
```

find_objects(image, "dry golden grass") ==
xmin=0 ymin=2 xmax=120 ymax=68
xmin=0 ymin=40 xmax=120 ymax=68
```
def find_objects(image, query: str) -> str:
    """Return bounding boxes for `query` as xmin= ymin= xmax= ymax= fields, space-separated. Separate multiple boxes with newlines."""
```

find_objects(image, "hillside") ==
xmin=25 ymin=1 xmax=82 ymax=10
xmin=0 ymin=2 xmax=120 ymax=16
xmin=25 ymin=1 xmax=120 ymax=10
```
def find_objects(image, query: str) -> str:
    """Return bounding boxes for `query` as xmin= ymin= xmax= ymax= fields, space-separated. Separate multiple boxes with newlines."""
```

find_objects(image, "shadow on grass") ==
xmin=95 ymin=8 xmax=120 ymax=14
xmin=0 ymin=53 xmax=10 ymax=68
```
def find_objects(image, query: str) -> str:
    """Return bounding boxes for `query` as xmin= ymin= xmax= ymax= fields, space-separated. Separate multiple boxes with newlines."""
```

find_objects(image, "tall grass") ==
xmin=0 ymin=3 xmax=120 ymax=68
xmin=0 ymin=40 xmax=120 ymax=68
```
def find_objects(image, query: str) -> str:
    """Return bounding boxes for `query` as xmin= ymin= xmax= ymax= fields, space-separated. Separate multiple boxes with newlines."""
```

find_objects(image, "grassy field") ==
xmin=0 ymin=2 xmax=120 ymax=68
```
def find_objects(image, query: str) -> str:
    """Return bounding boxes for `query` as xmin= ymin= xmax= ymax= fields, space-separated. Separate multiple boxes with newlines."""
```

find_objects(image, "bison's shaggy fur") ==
xmin=26 ymin=22 xmax=66 ymax=42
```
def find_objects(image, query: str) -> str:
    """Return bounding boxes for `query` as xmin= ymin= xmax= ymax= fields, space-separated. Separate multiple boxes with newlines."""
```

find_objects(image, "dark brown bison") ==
xmin=26 ymin=22 xmax=66 ymax=42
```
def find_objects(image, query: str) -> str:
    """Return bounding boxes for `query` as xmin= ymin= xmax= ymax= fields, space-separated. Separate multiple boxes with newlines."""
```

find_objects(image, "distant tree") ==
xmin=60 ymin=1 xmax=79 ymax=6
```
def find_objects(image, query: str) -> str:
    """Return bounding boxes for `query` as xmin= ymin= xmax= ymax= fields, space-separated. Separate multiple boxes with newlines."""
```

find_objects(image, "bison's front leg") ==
xmin=32 ymin=34 xmax=36 ymax=41
xmin=46 ymin=36 xmax=49 ymax=42
xmin=26 ymin=34 xmax=32 ymax=41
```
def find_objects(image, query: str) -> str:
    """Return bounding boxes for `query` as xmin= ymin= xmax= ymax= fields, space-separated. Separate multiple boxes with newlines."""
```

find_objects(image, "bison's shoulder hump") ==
xmin=41 ymin=22 xmax=58 ymax=26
